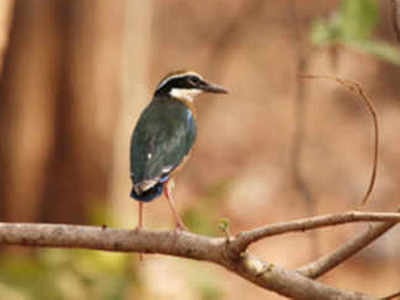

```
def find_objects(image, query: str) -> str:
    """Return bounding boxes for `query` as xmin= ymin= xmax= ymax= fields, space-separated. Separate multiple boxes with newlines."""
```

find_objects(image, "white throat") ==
xmin=170 ymin=88 xmax=202 ymax=102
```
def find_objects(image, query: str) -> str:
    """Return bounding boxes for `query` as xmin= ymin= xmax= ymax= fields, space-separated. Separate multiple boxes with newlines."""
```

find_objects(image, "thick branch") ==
xmin=226 ymin=254 xmax=374 ymax=300
xmin=0 ymin=221 xmax=379 ymax=300
xmin=0 ymin=223 xmax=224 ymax=261
xmin=230 ymin=211 xmax=400 ymax=253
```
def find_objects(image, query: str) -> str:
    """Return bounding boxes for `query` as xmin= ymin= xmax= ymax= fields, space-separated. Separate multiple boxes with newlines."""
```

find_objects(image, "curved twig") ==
xmin=299 ymin=75 xmax=379 ymax=206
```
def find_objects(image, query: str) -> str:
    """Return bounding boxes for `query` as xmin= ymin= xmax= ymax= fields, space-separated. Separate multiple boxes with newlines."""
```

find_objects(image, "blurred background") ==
xmin=0 ymin=0 xmax=399 ymax=299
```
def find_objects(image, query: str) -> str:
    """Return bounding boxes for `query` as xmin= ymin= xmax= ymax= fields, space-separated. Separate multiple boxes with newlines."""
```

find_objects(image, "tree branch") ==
xmin=0 ymin=223 xmax=224 ymax=262
xmin=297 ymin=218 xmax=398 ymax=278
xmin=230 ymin=211 xmax=400 ymax=253
xmin=0 ymin=221 xmax=379 ymax=300
xmin=0 ymin=212 xmax=398 ymax=300
xmin=381 ymin=290 xmax=400 ymax=300
xmin=225 ymin=253 xmax=374 ymax=300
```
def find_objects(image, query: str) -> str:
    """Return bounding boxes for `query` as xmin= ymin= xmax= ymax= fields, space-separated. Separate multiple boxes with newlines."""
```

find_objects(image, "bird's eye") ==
xmin=189 ymin=76 xmax=200 ymax=85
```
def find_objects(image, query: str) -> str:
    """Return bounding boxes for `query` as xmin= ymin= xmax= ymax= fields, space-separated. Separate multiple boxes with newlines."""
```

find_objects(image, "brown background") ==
xmin=0 ymin=0 xmax=399 ymax=299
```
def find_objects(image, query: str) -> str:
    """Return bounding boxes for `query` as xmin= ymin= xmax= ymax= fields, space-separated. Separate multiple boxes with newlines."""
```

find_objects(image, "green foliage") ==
xmin=0 ymin=250 xmax=139 ymax=300
xmin=311 ymin=0 xmax=400 ymax=65
xmin=340 ymin=0 xmax=378 ymax=40
xmin=348 ymin=39 xmax=400 ymax=64
xmin=217 ymin=218 xmax=230 ymax=234
xmin=312 ymin=16 xmax=341 ymax=46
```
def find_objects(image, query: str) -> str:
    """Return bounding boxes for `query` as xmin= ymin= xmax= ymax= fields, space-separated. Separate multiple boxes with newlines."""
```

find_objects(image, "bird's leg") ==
xmin=164 ymin=179 xmax=188 ymax=231
xmin=138 ymin=201 xmax=143 ymax=230
xmin=137 ymin=202 xmax=144 ymax=261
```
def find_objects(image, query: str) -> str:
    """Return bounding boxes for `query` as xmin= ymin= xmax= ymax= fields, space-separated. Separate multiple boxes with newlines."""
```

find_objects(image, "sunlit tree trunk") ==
xmin=0 ymin=0 xmax=125 ymax=223
xmin=0 ymin=0 xmax=59 ymax=222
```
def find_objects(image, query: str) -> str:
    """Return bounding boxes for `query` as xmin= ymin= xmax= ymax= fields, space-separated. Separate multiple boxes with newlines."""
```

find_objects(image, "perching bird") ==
xmin=130 ymin=70 xmax=227 ymax=230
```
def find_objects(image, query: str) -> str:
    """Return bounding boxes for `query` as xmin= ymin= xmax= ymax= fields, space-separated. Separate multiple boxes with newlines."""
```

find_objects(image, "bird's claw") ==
xmin=133 ymin=226 xmax=142 ymax=233
xmin=175 ymin=223 xmax=189 ymax=231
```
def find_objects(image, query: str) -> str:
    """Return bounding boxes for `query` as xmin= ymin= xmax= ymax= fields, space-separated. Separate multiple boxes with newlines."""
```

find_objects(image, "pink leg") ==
xmin=164 ymin=180 xmax=188 ymax=230
xmin=138 ymin=201 xmax=143 ymax=229
xmin=137 ymin=202 xmax=144 ymax=261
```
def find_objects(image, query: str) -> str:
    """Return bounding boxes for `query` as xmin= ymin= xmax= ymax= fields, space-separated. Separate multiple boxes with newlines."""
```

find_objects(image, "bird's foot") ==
xmin=133 ymin=226 xmax=142 ymax=233
xmin=175 ymin=222 xmax=189 ymax=232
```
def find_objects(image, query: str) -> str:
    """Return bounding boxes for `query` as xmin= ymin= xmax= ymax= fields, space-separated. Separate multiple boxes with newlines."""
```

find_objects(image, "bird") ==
xmin=130 ymin=70 xmax=228 ymax=231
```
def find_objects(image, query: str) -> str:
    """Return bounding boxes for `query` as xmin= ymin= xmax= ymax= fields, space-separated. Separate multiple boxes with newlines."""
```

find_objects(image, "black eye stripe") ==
xmin=188 ymin=76 xmax=200 ymax=85
xmin=156 ymin=74 xmax=203 ymax=95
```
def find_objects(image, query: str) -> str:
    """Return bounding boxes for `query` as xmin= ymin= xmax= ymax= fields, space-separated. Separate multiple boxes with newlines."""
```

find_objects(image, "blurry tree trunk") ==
xmin=40 ymin=0 xmax=125 ymax=224
xmin=0 ymin=0 xmax=14 ymax=218
xmin=0 ymin=0 xmax=59 ymax=222
xmin=0 ymin=0 xmax=125 ymax=223
xmin=0 ymin=0 xmax=13 ymax=71
xmin=109 ymin=1 xmax=153 ymax=227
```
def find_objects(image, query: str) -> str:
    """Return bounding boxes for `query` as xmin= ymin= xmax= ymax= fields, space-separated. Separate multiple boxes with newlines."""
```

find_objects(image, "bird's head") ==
xmin=154 ymin=70 xmax=228 ymax=102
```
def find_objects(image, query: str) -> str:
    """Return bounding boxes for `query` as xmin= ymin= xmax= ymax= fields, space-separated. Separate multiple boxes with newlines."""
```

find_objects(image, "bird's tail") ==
xmin=130 ymin=182 xmax=164 ymax=202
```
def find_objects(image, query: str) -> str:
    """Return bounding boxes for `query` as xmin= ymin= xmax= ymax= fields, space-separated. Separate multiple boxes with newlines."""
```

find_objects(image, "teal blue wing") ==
xmin=130 ymin=98 xmax=197 ymax=192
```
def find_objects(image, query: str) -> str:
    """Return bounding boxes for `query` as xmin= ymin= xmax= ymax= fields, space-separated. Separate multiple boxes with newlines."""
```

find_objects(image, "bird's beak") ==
xmin=201 ymin=81 xmax=228 ymax=94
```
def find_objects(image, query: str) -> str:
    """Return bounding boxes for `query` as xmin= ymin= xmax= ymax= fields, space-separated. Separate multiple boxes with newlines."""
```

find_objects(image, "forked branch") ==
xmin=0 ymin=209 xmax=398 ymax=300
xmin=298 ymin=214 xmax=398 ymax=278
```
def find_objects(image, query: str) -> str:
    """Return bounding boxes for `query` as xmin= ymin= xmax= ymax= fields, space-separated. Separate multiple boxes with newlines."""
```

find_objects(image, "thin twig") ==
xmin=297 ymin=207 xmax=400 ymax=279
xmin=300 ymin=75 xmax=379 ymax=206
xmin=230 ymin=210 xmax=400 ymax=253
xmin=297 ymin=220 xmax=396 ymax=278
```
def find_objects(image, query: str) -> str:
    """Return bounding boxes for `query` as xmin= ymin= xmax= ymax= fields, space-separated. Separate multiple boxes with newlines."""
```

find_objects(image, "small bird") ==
xmin=130 ymin=70 xmax=228 ymax=230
